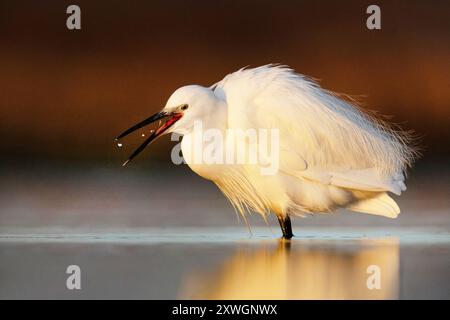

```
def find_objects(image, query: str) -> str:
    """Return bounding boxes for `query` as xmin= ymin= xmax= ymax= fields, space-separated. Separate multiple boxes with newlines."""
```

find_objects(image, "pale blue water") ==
xmin=0 ymin=227 xmax=449 ymax=244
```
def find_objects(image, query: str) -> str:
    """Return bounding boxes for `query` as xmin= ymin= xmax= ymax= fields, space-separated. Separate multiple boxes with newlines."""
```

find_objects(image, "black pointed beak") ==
xmin=115 ymin=111 xmax=182 ymax=166
xmin=115 ymin=111 xmax=168 ymax=141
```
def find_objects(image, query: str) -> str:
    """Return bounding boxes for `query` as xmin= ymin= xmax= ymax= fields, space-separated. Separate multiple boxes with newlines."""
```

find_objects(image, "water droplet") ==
xmin=117 ymin=143 xmax=123 ymax=148
xmin=141 ymin=133 xmax=145 ymax=137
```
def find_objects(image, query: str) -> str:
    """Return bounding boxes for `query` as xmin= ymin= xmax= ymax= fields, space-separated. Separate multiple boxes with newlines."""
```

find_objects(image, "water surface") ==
xmin=1 ymin=227 xmax=448 ymax=299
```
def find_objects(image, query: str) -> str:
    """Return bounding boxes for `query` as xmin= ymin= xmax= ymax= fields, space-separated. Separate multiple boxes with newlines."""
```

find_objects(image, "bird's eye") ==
xmin=181 ymin=104 xmax=188 ymax=110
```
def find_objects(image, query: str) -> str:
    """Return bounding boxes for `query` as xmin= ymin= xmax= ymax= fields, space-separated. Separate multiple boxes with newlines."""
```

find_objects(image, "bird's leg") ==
xmin=277 ymin=215 xmax=293 ymax=239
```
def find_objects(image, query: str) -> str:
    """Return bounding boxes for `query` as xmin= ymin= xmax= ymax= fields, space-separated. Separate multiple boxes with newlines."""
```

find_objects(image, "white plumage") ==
xmin=117 ymin=64 xmax=418 ymax=238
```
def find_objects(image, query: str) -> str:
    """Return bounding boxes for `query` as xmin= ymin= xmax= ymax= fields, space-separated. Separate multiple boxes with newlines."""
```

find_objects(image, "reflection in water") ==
xmin=180 ymin=238 xmax=399 ymax=299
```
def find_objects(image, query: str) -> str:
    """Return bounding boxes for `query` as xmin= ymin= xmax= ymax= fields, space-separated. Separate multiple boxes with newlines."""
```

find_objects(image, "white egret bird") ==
xmin=116 ymin=65 xmax=417 ymax=239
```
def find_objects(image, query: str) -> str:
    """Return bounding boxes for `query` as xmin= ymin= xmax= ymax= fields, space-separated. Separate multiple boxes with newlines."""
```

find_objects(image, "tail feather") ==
xmin=347 ymin=193 xmax=400 ymax=218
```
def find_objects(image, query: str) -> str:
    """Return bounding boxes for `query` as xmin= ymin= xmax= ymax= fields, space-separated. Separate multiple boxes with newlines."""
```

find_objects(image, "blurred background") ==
xmin=0 ymin=0 xmax=449 ymax=300
xmin=1 ymin=0 xmax=449 ymax=162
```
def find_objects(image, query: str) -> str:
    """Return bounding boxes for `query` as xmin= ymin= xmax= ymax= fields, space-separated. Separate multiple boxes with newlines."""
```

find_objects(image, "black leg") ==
xmin=277 ymin=215 xmax=293 ymax=239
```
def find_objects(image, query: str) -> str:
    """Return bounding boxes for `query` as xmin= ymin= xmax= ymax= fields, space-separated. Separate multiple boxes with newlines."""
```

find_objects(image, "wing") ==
xmin=212 ymin=65 xmax=415 ymax=194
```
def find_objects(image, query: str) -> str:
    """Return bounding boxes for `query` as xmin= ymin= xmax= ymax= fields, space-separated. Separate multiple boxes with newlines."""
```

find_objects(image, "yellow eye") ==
xmin=181 ymin=104 xmax=188 ymax=110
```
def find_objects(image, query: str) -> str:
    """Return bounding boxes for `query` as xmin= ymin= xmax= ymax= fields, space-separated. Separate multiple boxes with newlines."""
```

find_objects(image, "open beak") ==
xmin=115 ymin=111 xmax=182 ymax=166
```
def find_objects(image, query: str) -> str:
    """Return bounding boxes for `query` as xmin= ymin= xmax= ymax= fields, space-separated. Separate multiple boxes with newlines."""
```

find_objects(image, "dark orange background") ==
xmin=0 ymin=0 xmax=449 ymax=166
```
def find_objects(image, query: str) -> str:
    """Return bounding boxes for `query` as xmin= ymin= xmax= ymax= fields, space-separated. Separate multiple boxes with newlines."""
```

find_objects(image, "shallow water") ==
xmin=0 ymin=166 xmax=449 ymax=299
xmin=0 ymin=227 xmax=449 ymax=299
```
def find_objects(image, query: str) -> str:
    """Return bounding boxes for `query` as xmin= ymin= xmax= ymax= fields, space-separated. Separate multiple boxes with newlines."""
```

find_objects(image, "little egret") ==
xmin=116 ymin=65 xmax=417 ymax=239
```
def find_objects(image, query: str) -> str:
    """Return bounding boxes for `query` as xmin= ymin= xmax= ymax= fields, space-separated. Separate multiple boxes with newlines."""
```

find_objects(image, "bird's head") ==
xmin=115 ymin=85 xmax=220 ymax=165
xmin=163 ymin=85 xmax=221 ymax=135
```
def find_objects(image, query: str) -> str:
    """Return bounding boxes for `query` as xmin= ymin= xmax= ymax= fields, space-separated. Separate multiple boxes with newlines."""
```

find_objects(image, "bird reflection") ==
xmin=180 ymin=238 xmax=399 ymax=299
